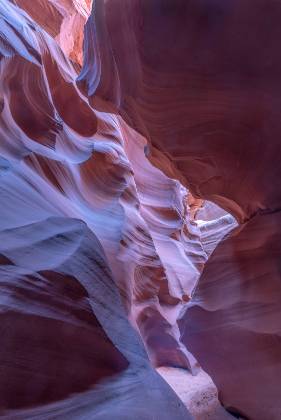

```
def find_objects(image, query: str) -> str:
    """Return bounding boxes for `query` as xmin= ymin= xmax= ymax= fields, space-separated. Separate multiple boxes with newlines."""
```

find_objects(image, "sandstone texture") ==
xmin=0 ymin=1 xmax=278 ymax=419
xmin=158 ymin=367 xmax=236 ymax=420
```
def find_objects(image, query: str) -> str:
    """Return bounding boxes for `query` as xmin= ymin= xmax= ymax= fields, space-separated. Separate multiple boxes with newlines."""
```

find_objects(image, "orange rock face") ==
xmin=13 ymin=0 xmax=92 ymax=65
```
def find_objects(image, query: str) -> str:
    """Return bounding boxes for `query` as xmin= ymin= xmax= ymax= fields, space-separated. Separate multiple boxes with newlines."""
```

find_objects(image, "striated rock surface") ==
xmin=1 ymin=0 xmax=229 ymax=381
xmin=0 ymin=0 xmax=236 ymax=418
xmin=180 ymin=213 xmax=281 ymax=419
xmin=80 ymin=0 xmax=281 ymax=220
xmin=2 ymin=0 xmax=280 ymax=419
xmin=0 ymin=217 xmax=189 ymax=419
xmin=12 ymin=0 xmax=92 ymax=66
xmin=78 ymin=0 xmax=281 ymax=418
xmin=0 ymin=1 xmax=195 ymax=418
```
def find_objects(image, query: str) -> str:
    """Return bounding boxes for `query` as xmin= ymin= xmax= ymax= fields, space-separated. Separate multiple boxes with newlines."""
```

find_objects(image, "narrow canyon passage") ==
xmin=1 ymin=1 xmax=281 ymax=419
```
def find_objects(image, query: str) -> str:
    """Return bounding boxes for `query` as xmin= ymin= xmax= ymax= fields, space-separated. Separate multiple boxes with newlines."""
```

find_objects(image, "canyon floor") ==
xmin=158 ymin=368 xmax=238 ymax=420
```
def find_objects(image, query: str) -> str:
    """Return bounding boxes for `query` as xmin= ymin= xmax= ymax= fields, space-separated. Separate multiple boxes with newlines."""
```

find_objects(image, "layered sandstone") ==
xmin=1 ymin=0 xmax=279 ymax=419
xmin=0 ymin=0 xmax=229 ymax=418
xmin=0 ymin=1 xmax=194 ymax=418
xmin=13 ymin=0 xmax=92 ymax=65
xmin=78 ymin=1 xmax=281 ymax=418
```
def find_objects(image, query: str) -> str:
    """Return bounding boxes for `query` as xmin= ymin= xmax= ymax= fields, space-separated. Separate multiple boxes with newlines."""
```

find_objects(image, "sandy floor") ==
xmin=157 ymin=367 xmax=235 ymax=420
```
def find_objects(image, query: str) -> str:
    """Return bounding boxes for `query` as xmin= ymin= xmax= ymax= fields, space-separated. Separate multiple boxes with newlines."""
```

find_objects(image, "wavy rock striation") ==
xmin=0 ymin=1 xmax=196 ymax=418
xmin=0 ymin=0 xmax=238 ymax=418
xmin=12 ymin=0 xmax=92 ymax=66
xmin=2 ymin=0 xmax=230 ymax=379
xmin=2 ymin=0 xmax=277 ymax=419
xmin=78 ymin=0 xmax=281 ymax=419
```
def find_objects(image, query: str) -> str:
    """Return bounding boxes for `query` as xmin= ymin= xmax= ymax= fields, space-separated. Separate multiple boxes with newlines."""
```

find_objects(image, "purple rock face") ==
xmin=79 ymin=1 xmax=281 ymax=418
xmin=2 ymin=0 xmax=281 ymax=419
xmin=0 ymin=2 xmax=193 ymax=418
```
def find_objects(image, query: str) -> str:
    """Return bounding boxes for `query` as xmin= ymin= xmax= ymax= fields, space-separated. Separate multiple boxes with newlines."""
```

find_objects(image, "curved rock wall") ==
xmin=0 ymin=1 xmax=196 ymax=418
xmin=13 ymin=0 xmax=92 ymax=65
xmin=180 ymin=213 xmax=281 ymax=419
xmin=4 ymin=0 xmax=233 ymax=377
xmin=0 ymin=0 xmax=237 ymax=418
xmin=2 ymin=0 xmax=278 ymax=419
xmin=78 ymin=1 xmax=281 ymax=418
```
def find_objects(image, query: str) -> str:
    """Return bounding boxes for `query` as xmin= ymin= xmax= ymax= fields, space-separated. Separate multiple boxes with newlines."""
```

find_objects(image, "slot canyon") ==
xmin=0 ymin=1 xmax=280 ymax=419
